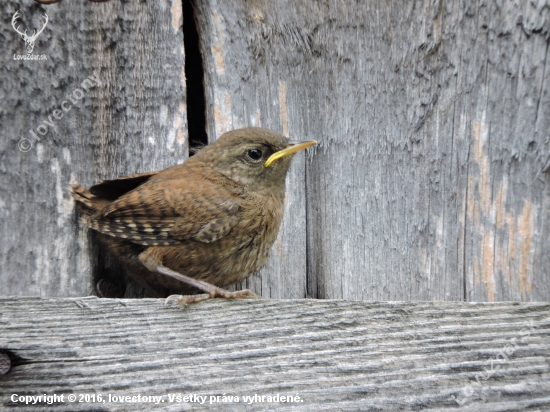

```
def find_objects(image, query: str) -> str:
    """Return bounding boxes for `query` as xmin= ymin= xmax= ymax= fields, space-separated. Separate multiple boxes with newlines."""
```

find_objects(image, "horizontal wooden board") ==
xmin=1 ymin=298 xmax=549 ymax=410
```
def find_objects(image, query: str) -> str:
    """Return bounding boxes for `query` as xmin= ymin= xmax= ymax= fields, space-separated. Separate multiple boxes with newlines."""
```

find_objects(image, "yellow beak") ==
xmin=264 ymin=140 xmax=317 ymax=168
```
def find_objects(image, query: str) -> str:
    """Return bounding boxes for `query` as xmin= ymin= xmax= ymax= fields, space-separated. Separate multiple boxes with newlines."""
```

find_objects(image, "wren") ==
xmin=70 ymin=127 xmax=316 ymax=304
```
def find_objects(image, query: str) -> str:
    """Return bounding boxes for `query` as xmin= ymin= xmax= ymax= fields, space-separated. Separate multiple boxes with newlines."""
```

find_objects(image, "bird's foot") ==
xmin=212 ymin=288 xmax=261 ymax=300
xmin=165 ymin=293 xmax=212 ymax=305
xmin=148 ymin=262 xmax=261 ymax=305
xmin=165 ymin=289 xmax=260 ymax=306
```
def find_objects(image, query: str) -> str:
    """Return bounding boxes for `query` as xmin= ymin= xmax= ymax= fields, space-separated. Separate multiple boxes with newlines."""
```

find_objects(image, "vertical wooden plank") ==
xmin=302 ymin=2 xmax=454 ymax=300
xmin=0 ymin=0 xmax=186 ymax=296
xmin=194 ymin=0 xmax=308 ymax=298
xmin=461 ymin=1 xmax=550 ymax=302
xmin=83 ymin=0 xmax=187 ymax=298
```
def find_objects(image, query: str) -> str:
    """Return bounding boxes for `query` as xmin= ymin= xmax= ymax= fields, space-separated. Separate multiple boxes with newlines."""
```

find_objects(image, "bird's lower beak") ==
xmin=264 ymin=140 xmax=318 ymax=168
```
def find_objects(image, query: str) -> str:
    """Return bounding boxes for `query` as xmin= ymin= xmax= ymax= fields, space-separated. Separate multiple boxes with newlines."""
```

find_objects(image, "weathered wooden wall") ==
xmin=0 ymin=0 xmax=187 ymax=297
xmin=1 ymin=298 xmax=549 ymax=411
xmin=1 ymin=0 xmax=549 ymax=301
xmin=197 ymin=0 xmax=550 ymax=302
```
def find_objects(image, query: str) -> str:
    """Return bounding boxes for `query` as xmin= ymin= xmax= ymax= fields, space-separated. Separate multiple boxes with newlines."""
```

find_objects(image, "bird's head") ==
xmin=194 ymin=127 xmax=317 ymax=194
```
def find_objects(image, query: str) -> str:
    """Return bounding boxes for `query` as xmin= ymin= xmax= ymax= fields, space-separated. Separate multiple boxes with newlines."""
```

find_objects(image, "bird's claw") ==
xmin=165 ymin=293 xmax=211 ymax=306
xmin=213 ymin=288 xmax=261 ymax=300
xmin=165 ymin=289 xmax=260 ymax=306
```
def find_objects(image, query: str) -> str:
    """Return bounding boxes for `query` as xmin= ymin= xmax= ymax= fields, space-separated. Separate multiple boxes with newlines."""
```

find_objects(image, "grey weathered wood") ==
xmin=458 ymin=1 xmax=550 ymax=302
xmin=193 ymin=0 xmax=550 ymax=301
xmin=193 ymin=0 xmax=309 ymax=299
xmin=0 ymin=298 xmax=549 ymax=411
xmin=0 ymin=0 xmax=187 ymax=297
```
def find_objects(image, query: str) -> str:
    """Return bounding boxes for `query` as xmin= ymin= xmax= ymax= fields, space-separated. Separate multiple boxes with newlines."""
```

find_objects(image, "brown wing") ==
xmin=86 ymin=173 xmax=240 ymax=246
xmin=70 ymin=172 xmax=158 ymax=216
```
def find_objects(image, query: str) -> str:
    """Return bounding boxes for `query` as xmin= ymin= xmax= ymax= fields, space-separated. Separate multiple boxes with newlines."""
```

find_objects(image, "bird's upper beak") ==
xmin=264 ymin=140 xmax=318 ymax=168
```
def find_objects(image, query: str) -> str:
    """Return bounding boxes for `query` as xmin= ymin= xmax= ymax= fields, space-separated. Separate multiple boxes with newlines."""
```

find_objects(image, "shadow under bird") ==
xmin=70 ymin=127 xmax=317 ymax=304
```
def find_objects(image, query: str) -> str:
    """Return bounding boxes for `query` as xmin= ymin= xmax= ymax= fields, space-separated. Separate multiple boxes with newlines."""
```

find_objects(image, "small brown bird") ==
xmin=70 ymin=127 xmax=316 ymax=304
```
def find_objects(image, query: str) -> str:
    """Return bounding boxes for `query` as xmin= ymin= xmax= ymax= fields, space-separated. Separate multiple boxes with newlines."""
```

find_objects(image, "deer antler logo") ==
xmin=12 ymin=11 xmax=49 ymax=54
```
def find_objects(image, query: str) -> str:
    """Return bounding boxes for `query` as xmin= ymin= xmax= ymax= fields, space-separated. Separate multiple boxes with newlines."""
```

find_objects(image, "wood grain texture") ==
xmin=0 ymin=298 xmax=549 ymax=411
xmin=0 ymin=0 xmax=187 ymax=297
xmin=193 ymin=0 xmax=309 ymax=299
xmin=192 ymin=0 xmax=550 ymax=301
xmin=2 ymin=1 xmax=549 ymax=302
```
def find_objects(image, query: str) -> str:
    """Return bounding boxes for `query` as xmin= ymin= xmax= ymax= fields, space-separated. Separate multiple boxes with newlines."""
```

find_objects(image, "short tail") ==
xmin=70 ymin=183 xmax=110 ymax=216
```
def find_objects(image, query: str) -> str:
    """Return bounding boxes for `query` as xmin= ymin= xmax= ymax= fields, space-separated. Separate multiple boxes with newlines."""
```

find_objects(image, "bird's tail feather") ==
xmin=70 ymin=183 xmax=110 ymax=216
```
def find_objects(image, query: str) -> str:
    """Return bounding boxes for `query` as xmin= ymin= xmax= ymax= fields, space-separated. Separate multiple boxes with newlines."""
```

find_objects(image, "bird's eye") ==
xmin=246 ymin=149 xmax=263 ymax=162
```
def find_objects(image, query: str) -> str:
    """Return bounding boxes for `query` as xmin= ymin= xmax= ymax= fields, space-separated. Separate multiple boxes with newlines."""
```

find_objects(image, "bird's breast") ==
xmin=219 ymin=192 xmax=283 ymax=279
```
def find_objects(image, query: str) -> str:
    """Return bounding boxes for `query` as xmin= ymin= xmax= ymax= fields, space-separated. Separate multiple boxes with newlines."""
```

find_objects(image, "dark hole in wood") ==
xmin=183 ymin=0 xmax=208 ymax=155
xmin=0 ymin=350 xmax=25 ymax=375
xmin=0 ymin=352 xmax=11 ymax=375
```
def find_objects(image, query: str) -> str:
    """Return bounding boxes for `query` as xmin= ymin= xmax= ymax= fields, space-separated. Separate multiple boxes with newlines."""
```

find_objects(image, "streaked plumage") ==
xmin=70 ymin=127 xmax=316 ymax=301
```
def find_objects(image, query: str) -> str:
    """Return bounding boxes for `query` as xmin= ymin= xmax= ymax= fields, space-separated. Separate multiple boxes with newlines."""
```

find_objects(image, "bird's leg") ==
xmin=155 ymin=265 xmax=260 ymax=305
xmin=138 ymin=249 xmax=259 ymax=305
